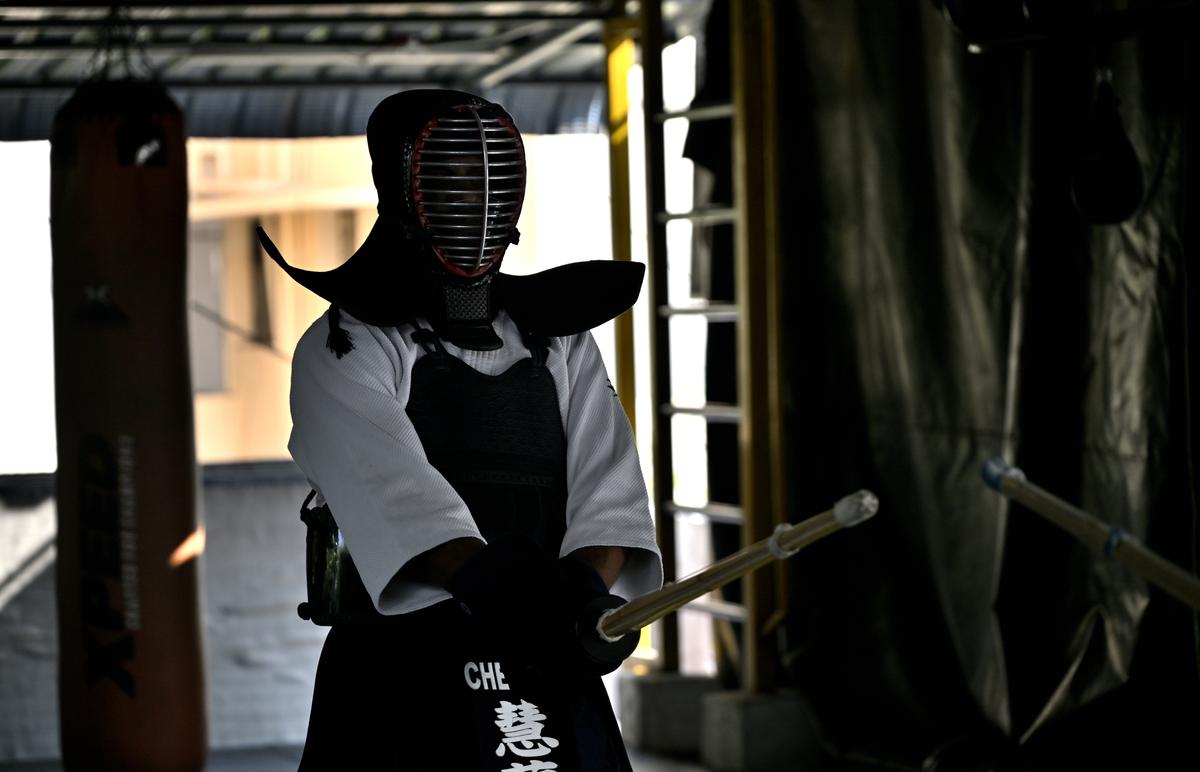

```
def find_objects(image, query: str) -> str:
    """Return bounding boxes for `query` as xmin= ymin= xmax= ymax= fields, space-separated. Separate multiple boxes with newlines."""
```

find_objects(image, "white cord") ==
xmin=595 ymin=608 xmax=625 ymax=643
xmin=767 ymin=523 xmax=799 ymax=559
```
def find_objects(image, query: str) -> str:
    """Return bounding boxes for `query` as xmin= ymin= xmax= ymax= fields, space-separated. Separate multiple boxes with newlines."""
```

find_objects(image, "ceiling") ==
xmin=0 ymin=2 xmax=704 ymax=140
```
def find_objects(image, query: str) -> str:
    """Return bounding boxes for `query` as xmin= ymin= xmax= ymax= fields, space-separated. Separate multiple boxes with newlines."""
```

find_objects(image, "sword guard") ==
xmin=577 ymin=595 xmax=638 ymax=673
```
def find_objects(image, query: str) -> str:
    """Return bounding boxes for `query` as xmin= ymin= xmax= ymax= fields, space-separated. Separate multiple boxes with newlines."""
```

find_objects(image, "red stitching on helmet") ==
xmin=411 ymin=109 xmax=517 ymax=278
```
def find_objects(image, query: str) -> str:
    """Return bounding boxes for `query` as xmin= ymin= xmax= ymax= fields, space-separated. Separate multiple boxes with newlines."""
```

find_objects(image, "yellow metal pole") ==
xmin=605 ymin=15 xmax=659 ymax=658
xmin=731 ymin=0 xmax=783 ymax=695
xmin=605 ymin=19 xmax=638 ymax=430
xmin=637 ymin=0 xmax=680 ymax=673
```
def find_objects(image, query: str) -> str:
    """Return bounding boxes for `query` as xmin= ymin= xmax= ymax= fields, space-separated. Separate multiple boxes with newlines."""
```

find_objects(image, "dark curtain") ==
xmin=765 ymin=1 xmax=1199 ymax=768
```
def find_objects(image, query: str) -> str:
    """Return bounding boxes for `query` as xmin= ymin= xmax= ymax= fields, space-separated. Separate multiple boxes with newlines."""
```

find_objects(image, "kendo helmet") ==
xmin=367 ymin=89 xmax=526 ymax=280
xmin=256 ymin=89 xmax=645 ymax=357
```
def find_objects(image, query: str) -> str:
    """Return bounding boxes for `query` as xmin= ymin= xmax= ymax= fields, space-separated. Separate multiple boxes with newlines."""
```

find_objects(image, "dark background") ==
xmin=688 ymin=0 xmax=1198 ymax=768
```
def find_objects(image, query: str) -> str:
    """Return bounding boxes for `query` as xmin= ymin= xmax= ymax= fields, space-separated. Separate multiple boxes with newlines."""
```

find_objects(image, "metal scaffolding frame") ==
xmin=630 ymin=0 xmax=784 ymax=692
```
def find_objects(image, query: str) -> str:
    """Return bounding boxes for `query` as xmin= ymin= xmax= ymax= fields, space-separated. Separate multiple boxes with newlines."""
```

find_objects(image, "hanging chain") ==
xmin=84 ymin=5 xmax=157 ymax=82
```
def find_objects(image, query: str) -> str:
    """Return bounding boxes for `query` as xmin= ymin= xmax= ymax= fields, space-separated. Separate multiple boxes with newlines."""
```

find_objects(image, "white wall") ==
xmin=0 ymin=142 xmax=55 ymax=475
xmin=0 ymin=466 xmax=323 ymax=762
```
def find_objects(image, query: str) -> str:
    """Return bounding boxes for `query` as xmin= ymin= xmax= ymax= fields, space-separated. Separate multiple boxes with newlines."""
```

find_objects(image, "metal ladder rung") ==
xmin=683 ymin=598 xmax=746 ymax=623
xmin=666 ymin=500 xmax=744 ymax=525
xmin=658 ymin=303 xmax=738 ymax=321
xmin=656 ymin=206 xmax=737 ymax=226
xmin=662 ymin=403 xmax=741 ymax=422
xmin=655 ymin=102 xmax=734 ymax=123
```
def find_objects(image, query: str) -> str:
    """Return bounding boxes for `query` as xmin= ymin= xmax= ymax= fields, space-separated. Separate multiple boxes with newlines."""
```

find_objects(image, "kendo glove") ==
xmin=554 ymin=556 xmax=639 ymax=676
xmin=446 ymin=535 xmax=558 ymax=660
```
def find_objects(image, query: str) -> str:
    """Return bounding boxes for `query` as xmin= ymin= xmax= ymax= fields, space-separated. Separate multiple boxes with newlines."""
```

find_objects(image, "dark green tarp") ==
xmin=689 ymin=0 xmax=1199 ymax=767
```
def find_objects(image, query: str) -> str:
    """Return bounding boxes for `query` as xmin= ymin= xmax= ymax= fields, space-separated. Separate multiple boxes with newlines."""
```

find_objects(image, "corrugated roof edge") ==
xmin=0 ymin=82 xmax=606 ymax=141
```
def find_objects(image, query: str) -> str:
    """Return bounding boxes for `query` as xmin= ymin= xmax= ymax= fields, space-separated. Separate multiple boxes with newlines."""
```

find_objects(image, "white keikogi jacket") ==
xmin=288 ymin=308 xmax=664 ymax=616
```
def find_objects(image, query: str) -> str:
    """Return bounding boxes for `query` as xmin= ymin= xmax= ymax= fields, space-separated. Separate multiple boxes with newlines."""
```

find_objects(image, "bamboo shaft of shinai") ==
xmin=599 ymin=512 xmax=838 ymax=639
xmin=999 ymin=472 xmax=1200 ymax=613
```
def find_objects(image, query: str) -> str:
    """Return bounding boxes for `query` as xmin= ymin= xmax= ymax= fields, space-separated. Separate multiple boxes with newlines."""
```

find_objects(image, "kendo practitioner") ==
xmin=258 ymin=90 xmax=663 ymax=770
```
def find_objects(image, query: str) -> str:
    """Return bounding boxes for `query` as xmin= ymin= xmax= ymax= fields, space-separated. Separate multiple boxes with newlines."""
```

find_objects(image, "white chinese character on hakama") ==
xmin=494 ymin=699 xmax=561 ymax=759
xmin=499 ymin=762 xmax=559 ymax=772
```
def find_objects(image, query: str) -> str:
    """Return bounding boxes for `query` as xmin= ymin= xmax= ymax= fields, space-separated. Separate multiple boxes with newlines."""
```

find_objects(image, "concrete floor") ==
xmin=0 ymin=746 xmax=709 ymax=772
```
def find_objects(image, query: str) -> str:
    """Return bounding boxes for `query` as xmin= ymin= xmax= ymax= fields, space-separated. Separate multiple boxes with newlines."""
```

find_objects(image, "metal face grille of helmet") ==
xmin=411 ymin=104 xmax=526 ymax=279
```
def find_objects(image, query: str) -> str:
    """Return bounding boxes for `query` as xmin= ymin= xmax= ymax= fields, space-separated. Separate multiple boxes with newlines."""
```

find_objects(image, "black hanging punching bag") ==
xmin=50 ymin=79 xmax=207 ymax=772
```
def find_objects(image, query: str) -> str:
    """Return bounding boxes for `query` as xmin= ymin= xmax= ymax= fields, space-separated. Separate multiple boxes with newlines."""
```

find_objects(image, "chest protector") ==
xmin=297 ymin=327 xmax=565 ymax=625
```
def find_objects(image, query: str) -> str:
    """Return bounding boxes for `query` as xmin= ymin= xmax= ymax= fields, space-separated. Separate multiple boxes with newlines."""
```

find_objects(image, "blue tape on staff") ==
xmin=1104 ymin=527 xmax=1132 ymax=558
xmin=982 ymin=457 xmax=1013 ymax=491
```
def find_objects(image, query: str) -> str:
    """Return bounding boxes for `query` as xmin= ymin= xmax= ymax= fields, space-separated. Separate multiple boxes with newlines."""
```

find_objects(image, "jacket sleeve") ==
xmin=558 ymin=331 xmax=664 ymax=601
xmin=287 ymin=313 xmax=481 ymax=614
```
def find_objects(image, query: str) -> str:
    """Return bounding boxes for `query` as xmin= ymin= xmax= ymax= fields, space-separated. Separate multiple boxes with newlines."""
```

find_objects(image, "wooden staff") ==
xmin=597 ymin=490 xmax=879 ymax=641
xmin=982 ymin=457 xmax=1200 ymax=612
